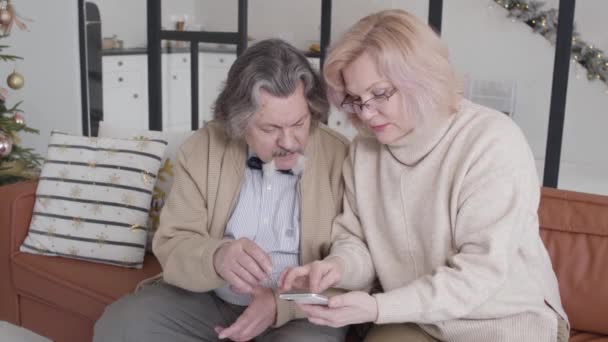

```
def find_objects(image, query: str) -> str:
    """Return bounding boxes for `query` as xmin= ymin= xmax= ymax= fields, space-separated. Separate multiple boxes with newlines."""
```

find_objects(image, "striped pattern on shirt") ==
xmin=214 ymin=166 xmax=300 ymax=306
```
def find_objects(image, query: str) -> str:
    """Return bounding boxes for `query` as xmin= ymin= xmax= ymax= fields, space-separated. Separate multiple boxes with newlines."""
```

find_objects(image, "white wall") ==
xmin=190 ymin=0 xmax=429 ymax=51
xmin=88 ymin=0 xmax=202 ymax=48
xmin=87 ymin=0 xmax=147 ymax=48
xmin=559 ymin=0 xmax=608 ymax=194
xmin=3 ymin=1 xmax=82 ymax=157
xmin=444 ymin=1 xmax=555 ymax=159
xmin=11 ymin=0 xmax=608 ymax=194
xmin=87 ymin=0 xmax=429 ymax=51
xmin=442 ymin=0 xmax=608 ymax=194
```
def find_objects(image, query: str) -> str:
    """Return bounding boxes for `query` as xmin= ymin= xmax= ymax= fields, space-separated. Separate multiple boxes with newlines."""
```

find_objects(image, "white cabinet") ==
xmin=102 ymin=55 xmax=149 ymax=129
xmin=101 ymin=52 xmax=357 ymax=140
xmin=161 ymin=52 xmax=236 ymax=131
xmin=199 ymin=53 xmax=237 ymax=128
xmin=101 ymin=51 xmax=236 ymax=132
xmin=308 ymin=57 xmax=357 ymax=140
xmin=307 ymin=57 xmax=320 ymax=71
xmin=163 ymin=53 xmax=192 ymax=132
xmin=327 ymin=107 xmax=357 ymax=140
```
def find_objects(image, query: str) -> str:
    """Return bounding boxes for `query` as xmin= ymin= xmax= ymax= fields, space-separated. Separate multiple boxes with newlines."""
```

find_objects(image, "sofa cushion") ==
xmin=97 ymin=121 xmax=194 ymax=251
xmin=20 ymin=132 xmax=167 ymax=268
xmin=11 ymin=251 xmax=161 ymax=321
xmin=539 ymin=187 xmax=608 ymax=336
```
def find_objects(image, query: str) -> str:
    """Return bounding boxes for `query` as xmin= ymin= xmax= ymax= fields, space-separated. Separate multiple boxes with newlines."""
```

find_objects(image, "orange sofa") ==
xmin=539 ymin=187 xmax=608 ymax=341
xmin=0 ymin=181 xmax=161 ymax=341
xmin=1 ymin=181 xmax=608 ymax=341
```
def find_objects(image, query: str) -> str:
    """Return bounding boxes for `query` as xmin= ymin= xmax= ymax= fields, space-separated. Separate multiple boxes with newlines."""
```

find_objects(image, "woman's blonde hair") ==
xmin=323 ymin=9 xmax=461 ymax=131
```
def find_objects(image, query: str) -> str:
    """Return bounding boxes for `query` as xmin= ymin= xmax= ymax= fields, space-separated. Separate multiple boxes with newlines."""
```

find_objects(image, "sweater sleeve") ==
xmin=152 ymin=143 xmax=230 ymax=292
xmin=327 ymin=144 xmax=376 ymax=290
xmin=374 ymin=136 xmax=541 ymax=324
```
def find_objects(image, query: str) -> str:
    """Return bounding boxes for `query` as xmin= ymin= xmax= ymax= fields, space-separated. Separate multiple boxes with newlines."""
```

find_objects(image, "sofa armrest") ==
xmin=1 ymin=181 xmax=38 ymax=252
xmin=539 ymin=186 xmax=608 ymax=336
xmin=0 ymin=181 xmax=38 ymax=323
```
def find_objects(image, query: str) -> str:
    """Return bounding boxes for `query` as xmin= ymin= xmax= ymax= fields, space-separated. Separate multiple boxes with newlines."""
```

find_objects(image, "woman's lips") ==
xmin=370 ymin=123 xmax=389 ymax=132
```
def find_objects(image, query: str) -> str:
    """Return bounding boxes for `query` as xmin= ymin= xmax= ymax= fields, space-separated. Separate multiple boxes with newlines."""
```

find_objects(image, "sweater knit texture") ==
xmin=152 ymin=121 xmax=349 ymax=327
xmin=328 ymin=99 xmax=568 ymax=342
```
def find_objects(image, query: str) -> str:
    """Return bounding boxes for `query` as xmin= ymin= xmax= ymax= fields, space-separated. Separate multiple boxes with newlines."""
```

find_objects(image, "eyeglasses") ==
xmin=340 ymin=88 xmax=398 ymax=115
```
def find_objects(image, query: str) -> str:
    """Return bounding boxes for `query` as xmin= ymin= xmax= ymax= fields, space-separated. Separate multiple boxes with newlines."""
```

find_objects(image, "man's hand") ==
xmin=278 ymin=259 xmax=343 ymax=294
xmin=215 ymin=287 xmax=277 ymax=341
xmin=298 ymin=291 xmax=378 ymax=327
xmin=213 ymin=238 xmax=273 ymax=293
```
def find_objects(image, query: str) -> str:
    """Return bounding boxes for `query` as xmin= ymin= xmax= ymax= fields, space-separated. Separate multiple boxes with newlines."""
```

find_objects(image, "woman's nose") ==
xmin=358 ymin=105 xmax=376 ymax=121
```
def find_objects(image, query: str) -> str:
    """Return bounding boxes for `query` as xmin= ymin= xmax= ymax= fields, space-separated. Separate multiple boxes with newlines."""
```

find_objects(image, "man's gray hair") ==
xmin=213 ymin=39 xmax=329 ymax=139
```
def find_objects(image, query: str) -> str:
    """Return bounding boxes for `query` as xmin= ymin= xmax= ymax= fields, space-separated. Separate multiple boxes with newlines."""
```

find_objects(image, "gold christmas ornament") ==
xmin=7 ymin=70 xmax=24 ymax=89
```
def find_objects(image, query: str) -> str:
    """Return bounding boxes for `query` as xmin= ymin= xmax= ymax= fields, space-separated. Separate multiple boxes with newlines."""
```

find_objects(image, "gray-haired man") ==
xmin=93 ymin=39 xmax=349 ymax=342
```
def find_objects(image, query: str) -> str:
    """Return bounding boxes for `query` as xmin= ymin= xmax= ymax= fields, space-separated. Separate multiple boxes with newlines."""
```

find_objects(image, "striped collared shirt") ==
xmin=214 ymin=158 xmax=301 ymax=306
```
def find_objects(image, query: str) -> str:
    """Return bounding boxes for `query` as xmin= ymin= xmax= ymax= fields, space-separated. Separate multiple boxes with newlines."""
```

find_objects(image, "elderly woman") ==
xmin=280 ymin=9 xmax=568 ymax=342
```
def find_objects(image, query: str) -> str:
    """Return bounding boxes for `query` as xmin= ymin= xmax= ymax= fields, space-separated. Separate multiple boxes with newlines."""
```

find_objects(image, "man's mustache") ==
xmin=272 ymin=148 xmax=303 ymax=157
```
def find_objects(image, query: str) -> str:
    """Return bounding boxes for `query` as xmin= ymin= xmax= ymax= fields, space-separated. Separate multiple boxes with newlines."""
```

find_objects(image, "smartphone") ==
xmin=279 ymin=292 xmax=329 ymax=305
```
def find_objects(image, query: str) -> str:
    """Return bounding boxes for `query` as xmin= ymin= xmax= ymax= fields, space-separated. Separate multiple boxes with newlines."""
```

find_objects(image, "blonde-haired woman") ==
xmin=280 ymin=9 xmax=569 ymax=342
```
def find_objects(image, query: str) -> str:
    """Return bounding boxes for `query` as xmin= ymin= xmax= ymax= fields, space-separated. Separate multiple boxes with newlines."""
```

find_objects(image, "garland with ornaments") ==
xmin=0 ymin=0 xmax=42 ymax=185
xmin=492 ymin=0 xmax=608 ymax=91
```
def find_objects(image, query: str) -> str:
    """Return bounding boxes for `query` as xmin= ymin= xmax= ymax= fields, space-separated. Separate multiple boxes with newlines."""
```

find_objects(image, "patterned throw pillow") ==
xmin=97 ymin=121 xmax=194 ymax=251
xmin=19 ymin=132 xmax=167 ymax=268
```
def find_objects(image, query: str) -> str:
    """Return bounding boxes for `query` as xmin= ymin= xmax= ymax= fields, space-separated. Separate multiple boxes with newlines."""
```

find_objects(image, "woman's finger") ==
xmin=318 ymin=269 xmax=341 ymax=293
xmin=281 ymin=265 xmax=311 ymax=291
xmin=309 ymin=262 xmax=332 ymax=293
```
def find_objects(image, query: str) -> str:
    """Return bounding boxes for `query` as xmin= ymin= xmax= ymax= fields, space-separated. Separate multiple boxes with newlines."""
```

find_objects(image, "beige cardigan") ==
xmin=152 ymin=121 xmax=349 ymax=327
xmin=328 ymin=100 xmax=568 ymax=341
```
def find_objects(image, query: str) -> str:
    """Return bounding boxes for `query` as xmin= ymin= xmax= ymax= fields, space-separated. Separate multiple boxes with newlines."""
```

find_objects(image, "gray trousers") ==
xmin=363 ymin=324 xmax=438 ymax=342
xmin=93 ymin=282 xmax=347 ymax=342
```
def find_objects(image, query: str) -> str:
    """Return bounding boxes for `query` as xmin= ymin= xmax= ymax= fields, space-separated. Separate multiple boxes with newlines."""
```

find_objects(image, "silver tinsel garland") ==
xmin=493 ymin=0 xmax=608 ymax=89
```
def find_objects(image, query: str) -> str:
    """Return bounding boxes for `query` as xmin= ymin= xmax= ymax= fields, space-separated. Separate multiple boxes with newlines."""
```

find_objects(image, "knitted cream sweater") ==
xmin=328 ymin=99 xmax=568 ymax=342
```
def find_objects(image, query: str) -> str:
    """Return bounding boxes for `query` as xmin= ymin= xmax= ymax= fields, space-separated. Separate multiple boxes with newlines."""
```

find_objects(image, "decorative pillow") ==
xmin=19 ymin=131 xmax=167 ymax=268
xmin=97 ymin=121 xmax=194 ymax=251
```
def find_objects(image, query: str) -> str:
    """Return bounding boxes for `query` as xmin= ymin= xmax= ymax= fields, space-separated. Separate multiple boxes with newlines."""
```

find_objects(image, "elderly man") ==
xmin=93 ymin=39 xmax=349 ymax=342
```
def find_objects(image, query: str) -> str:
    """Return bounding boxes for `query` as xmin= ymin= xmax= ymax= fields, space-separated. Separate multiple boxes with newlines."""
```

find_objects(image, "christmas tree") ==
xmin=0 ymin=0 xmax=42 ymax=185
